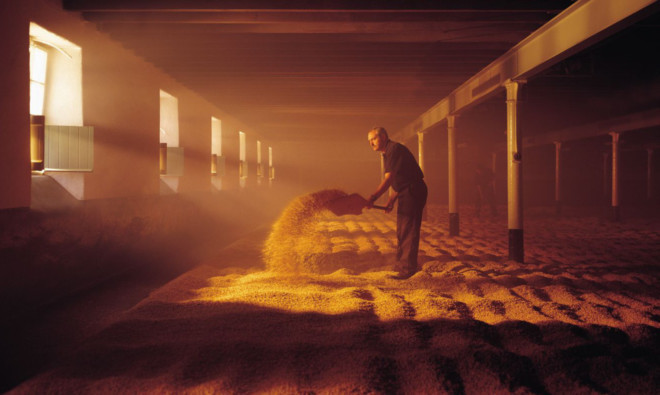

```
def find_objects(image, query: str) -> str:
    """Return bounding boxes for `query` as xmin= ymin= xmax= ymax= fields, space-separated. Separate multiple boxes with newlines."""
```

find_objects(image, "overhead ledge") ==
xmin=493 ymin=107 xmax=660 ymax=151
xmin=393 ymin=0 xmax=659 ymax=142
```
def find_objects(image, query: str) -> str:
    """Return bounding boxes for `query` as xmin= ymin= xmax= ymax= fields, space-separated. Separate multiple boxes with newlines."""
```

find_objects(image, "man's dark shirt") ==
xmin=383 ymin=140 xmax=424 ymax=192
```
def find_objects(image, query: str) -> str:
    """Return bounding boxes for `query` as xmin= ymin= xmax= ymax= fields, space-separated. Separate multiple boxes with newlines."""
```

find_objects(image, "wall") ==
xmin=81 ymin=32 xmax=163 ymax=199
xmin=0 ymin=2 xmax=30 ymax=209
xmin=0 ymin=0 xmax=272 ymax=207
xmin=277 ymin=139 xmax=379 ymax=196
xmin=0 ymin=0 xmax=286 ymax=317
xmin=222 ymin=122 xmax=242 ymax=190
xmin=177 ymin=92 xmax=213 ymax=194
xmin=0 ymin=182 xmax=289 ymax=319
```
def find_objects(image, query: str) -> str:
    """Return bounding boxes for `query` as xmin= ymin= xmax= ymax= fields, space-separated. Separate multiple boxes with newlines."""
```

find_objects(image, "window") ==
xmin=211 ymin=117 xmax=224 ymax=190
xmin=159 ymin=90 xmax=179 ymax=148
xmin=29 ymin=44 xmax=48 ymax=116
xmin=212 ymin=117 xmax=222 ymax=158
xmin=29 ymin=23 xmax=83 ymax=126
xmin=256 ymin=140 xmax=263 ymax=182
xmin=29 ymin=23 xmax=85 ymax=174
xmin=239 ymin=131 xmax=247 ymax=187
xmin=269 ymin=146 xmax=275 ymax=182
xmin=160 ymin=90 xmax=183 ymax=192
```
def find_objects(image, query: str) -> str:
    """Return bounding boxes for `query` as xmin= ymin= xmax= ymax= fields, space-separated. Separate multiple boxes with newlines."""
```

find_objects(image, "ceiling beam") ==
xmin=92 ymin=21 xmax=542 ymax=35
xmin=393 ymin=0 xmax=660 ymax=142
xmin=100 ymin=25 xmax=528 ymax=43
xmin=80 ymin=10 xmax=558 ymax=24
xmin=64 ymin=0 xmax=574 ymax=12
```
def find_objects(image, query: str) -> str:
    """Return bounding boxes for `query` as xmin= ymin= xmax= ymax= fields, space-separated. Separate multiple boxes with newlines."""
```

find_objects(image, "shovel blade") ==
xmin=326 ymin=193 xmax=368 ymax=216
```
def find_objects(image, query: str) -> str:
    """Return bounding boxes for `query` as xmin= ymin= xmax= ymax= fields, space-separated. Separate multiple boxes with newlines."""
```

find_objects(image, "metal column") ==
xmin=602 ymin=151 xmax=610 ymax=204
xmin=491 ymin=151 xmax=497 ymax=174
xmin=648 ymin=148 xmax=654 ymax=201
xmin=506 ymin=80 xmax=524 ymax=263
xmin=380 ymin=154 xmax=390 ymax=203
xmin=380 ymin=154 xmax=385 ymax=181
xmin=448 ymin=115 xmax=459 ymax=236
xmin=554 ymin=141 xmax=562 ymax=216
xmin=610 ymin=132 xmax=621 ymax=221
xmin=418 ymin=131 xmax=428 ymax=220
xmin=417 ymin=131 xmax=425 ymax=173
xmin=491 ymin=151 xmax=497 ymax=204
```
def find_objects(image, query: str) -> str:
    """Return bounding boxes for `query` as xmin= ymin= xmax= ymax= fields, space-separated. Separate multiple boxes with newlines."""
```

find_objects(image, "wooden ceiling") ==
xmin=64 ymin=0 xmax=638 ymax=144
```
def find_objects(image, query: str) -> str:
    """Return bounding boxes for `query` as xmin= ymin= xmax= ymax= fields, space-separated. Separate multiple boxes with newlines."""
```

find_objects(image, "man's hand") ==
xmin=366 ymin=194 xmax=377 ymax=209
xmin=384 ymin=192 xmax=399 ymax=213
xmin=368 ymin=172 xmax=392 ymax=209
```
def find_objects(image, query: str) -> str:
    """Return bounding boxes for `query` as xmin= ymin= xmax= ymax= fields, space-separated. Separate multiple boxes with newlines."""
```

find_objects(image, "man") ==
xmin=366 ymin=127 xmax=427 ymax=279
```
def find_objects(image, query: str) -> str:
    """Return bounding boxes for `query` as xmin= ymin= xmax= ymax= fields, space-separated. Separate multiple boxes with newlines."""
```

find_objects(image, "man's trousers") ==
xmin=396 ymin=181 xmax=427 ymax=272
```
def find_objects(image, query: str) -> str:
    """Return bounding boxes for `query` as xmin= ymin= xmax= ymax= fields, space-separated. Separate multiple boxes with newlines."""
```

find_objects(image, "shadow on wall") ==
xmin=0 ymin=176 xmax=294 ymax=319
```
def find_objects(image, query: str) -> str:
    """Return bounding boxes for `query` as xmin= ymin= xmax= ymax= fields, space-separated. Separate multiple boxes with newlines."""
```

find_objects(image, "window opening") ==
xmin=29 ymin=23 xmax=85 ymax=174
xmin=239 ymin=131 xmax=247 ymax=187
xmin=211 ymin=117 xmax=224 ymax=190
xmin=256 ymin=140 xmax=263 ymax=183
xmin=160 ymin=90 xmax=182 ymax=193
xmin=211 ymin=117 xmax=223 ymax=174
xmin=269 ymin=146 xmax=275 ymax=183
xmin=29 ymin=44 xmax=48 ymax=116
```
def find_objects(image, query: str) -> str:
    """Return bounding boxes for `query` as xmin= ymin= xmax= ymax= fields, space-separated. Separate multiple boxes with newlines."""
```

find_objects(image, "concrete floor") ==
xmin=3 ymin=198 xmax=658 ymax=392
xmin=2 ymin=266 xmax=179 ymax=392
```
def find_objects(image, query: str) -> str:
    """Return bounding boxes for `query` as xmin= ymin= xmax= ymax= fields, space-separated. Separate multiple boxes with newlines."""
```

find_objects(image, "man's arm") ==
xmin=384 ymin=190 xmax=399 ymax=213
xmin=367 ymin=172 xmax=393 ymax=208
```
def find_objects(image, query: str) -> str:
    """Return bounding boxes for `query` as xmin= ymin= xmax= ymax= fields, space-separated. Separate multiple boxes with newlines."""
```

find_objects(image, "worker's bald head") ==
xmin=368 ymin=127 xmax=389 ymax=152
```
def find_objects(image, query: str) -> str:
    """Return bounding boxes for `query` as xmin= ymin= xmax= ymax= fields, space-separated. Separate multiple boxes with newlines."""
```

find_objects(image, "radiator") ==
xmin=166 ymin=146 xmax=185 ymax=176
xmin=213 ymin=154 xmax=226 ymax=176
xmin=239 ymin=159 xmax=248 ymax=179
xmin=44 ymin=125 xmax=94 ymax=171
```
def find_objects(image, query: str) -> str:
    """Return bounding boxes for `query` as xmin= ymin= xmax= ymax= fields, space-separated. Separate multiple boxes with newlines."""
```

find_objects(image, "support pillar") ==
xmin=610 ymin=132 xmax=620 ymax=221
xmin=418 ymin=131 xmax=428 ymax=220
xmin=417 ymin=131 xmax=425 ymax=173
xmin=602 ymin=151 xmax=610 ymax=204
xmin=647 ymin=148 xmax=654 ymax=202
xmin=506 ymin=80 xmax=524 ymax=263
xmin=380 ymin=154 xmax=390 ymax=203
xmin=491 ymin=151 xmax=497 ymax=197
xmin=554 ymin=141 xmax=562 ymax=216
xmin=448 ymin=115 xmax=459 ymax=236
